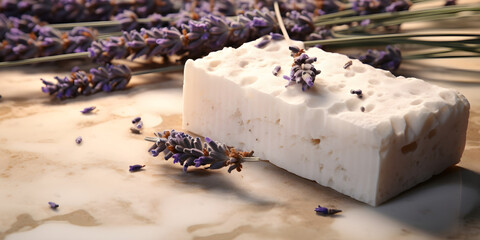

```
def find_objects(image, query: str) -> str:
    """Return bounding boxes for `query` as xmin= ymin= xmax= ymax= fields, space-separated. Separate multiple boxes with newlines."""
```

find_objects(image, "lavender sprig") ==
xmin=146 ymin=130 xmax=255 ymax=173
xmin=356 ymin=45 xmax=402 ymax=71
xmin=0 ymin=25 xmax=96 ymax=61
xmin=283 ymin=46 xmax=321 ymax=91
xmin=41 ymin=64 xmax=131 ymax=100
xmin=0 ymin=0 xmax=176 ymax=23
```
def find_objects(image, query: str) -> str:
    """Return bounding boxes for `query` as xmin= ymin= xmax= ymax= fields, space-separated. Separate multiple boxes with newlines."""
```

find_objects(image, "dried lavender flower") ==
xmin=80 ymin=106 xmax=96 ymax=114
xmin=146 ymin=130 xmax=254 ymax=173
xmin=344 ymin=60 xmax=353 ymax=69
xmin=356 ymin=45 xmax=402 ymax=72
xmin=75 ymin=136 xmax=82 ymax=144
xmin=283 ymin=46 xmax=321 ymax=91
xmin=255 ymin=37 xmax=271 ymax=48
xmin=315 ymin=205 xmax=342 ymax=215
xmin=41 ymin=64 xmax=131 ymax=100
xmin=350 ymin=89 xmax=363 ymax=98
xmin=48 ymin=201 xmax=59 ymax=209
xmin=132 ymin=117 xmax=141 ymax=124
xmin=272 ymin=65 xmax=281 ymax=76
xmin=115 ymin=10 xmax=139 ymax=32
xmin=129 ymin=164 xmax=145 ymax=172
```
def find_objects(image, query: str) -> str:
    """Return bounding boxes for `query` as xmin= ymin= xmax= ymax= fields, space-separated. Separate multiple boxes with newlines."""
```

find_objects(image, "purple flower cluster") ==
xmin=41 ymin=64 xmax=131 ymax=100
xmin=0 ymin=0 xmax=176 ymax=23
xmin=283 ymin=45 xmax=321 ymax=91
xmin=0 ymin=19 xmax=96 ymax=61
xmin=352 ymin=0 xmax=411 ymax=15
xmin=88 ymin=8 xmax=280 ymax=63
xmin=356 ymin=45 xmax=402 ymax=72
xmin=147 ymin=130 xmax=254 ymax=173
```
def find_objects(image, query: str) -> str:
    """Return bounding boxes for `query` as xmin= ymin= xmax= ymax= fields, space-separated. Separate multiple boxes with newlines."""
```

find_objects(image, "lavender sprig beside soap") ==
xmin=145 ymin=130 xmax=255 ymax=173
xmin=41 ymin=64 xmax=131 ymax=100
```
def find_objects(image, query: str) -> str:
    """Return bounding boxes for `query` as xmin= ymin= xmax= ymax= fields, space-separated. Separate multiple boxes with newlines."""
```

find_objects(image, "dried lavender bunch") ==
xmin=283 ymin=45 xmax=321 ymax=91
xmin=284 ymin=10 xmax=315 ymax=40
xmin=356 ymin=45 xmax=401 ymax=71
xmin=352 ymin=0 xmax=411 ymax=16
xmin=146 ymin=130 xmax=254 ymax=173
xmin=0 ymin=24 xmax=96 ymax=61
xmin=40 ymin=64 xmax=131 ymax=100
xmin=0 ymin=0 xmax=176 ymax=23
xmin=89 ymin=8 xmax=281 ymax=63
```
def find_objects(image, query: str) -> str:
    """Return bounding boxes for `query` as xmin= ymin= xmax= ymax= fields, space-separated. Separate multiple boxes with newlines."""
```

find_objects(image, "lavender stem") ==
xmin=0 ymin=52 xmax=89 ymax=68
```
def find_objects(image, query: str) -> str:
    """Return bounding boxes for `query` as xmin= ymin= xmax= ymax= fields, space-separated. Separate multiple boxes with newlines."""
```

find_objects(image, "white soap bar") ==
xmin=182 ymin=38 xmax=469 ymax=206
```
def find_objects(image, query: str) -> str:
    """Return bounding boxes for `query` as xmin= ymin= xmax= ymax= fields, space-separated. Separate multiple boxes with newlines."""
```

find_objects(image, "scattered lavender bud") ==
xmin=136 ymin=121 xmax=144 ymax=129
xmin=350 ymin=89 xmax=363 ymax=98
xmin=132 ymin=117 xmax=141 ymax=124
xmin=48 ymin=201 xmax=59 ymax=209
xmin=80 ymin=106 xmax=96 ymax=114
xmin=255 ymin=37 xmax=271 ymax=48
xmin=75 ymin=136 xmax=82 ymax=144
xmin=129 ymin=164 xmax=145 ymax=172
xmin=315 ymin=205 xmax=342 ymax=215
xmin=344 ymin=60 xmax=353 ymax=69
xmin=269 ymin=32 xmax=284 ymax=40
xmin=272 ymin=65 xmax=281 ymax=76
xmin=289 ymin=45 xmax=301 ymax=54
xmin=361 ymin=106 xmax=366 ymax=112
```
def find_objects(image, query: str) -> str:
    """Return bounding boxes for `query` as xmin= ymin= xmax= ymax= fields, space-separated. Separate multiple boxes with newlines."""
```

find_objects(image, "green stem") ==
xmin=303 ymin=33 xmax=480 ymax=47
xmin=314 ymin=4 xmax=480 ymax=26
xmin=314 ymin=9 xmax=356 ymax=21
xmin=404 ymin=53 xmax=480 ymax=60
xmin=48 ymin=17 xmax=172 ymax=29
xmin=132 ymin=65 xmax=184 ymax=76
xmin=0 ymin=52 xmax=89 ymax=68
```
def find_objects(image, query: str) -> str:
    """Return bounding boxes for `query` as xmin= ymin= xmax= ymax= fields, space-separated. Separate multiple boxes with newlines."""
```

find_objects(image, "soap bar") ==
xmin=182 ymin=38 xmax=470 ymax=206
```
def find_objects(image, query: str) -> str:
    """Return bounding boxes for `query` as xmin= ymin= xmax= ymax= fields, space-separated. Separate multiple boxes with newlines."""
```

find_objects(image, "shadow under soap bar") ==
xmin=182 ymin=38 xmax=470 ymax=206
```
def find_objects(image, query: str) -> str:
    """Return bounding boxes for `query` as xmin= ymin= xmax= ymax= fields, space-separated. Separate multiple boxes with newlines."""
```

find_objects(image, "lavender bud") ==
xmin=75 ymin=136 xmax=82 ymax=144
xmin=129 ymin=164 xmax=145 ymax=172
xmin=315 ymin=205 xmax=342 ymax=215
xmin=272 ymin=65 xmax=281 ymax=76
xmin=81 ymin=106 xmax=96 ymax=114
xmin=132 ymin=117 xmax=141 ymax=124
xmin=48 ymin=201 xmax=59 ymax=209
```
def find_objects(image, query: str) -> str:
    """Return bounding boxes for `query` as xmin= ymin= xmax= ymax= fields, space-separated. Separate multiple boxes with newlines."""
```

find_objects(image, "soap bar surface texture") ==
xmin=182 ymin=38 xmax=469 ymax=206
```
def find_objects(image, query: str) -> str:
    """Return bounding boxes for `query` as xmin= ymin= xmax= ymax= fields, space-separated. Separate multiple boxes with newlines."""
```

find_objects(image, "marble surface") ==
xmin=1 ymin=17 xmax=480 ymax=240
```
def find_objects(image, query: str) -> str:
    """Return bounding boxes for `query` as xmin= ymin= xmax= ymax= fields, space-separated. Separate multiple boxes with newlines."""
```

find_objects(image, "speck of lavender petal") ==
xmin=272 ymin=65 xmax=281 ymax=76
xmin=350 ymin=89 xmax=363 ymax=98
xmin=255 ymin=38 xmax=270 ymax=48
xmin=48 ymin=201 xmax=59 ymax=209
xmin=131 ymin=117 xmax=141 ymax=124
xmin=136 ymin=121 xmax=143 ymax=129
xmin=269 ymin=32 xmax=284 ymax=40
xmin=129 ymin=164 xmax=145 ymax=172
xmin=344 ymin=60 xmax=353 ymax=69
xmin=361 ymin=106 xmax=365 ymax=112
xmin=75 ymin=136 xmax=82 ymax=144
xmin=315 ymin=205 xmax=342 ymax=216
xmin=80 ymin=106 xmax=96 ymax=114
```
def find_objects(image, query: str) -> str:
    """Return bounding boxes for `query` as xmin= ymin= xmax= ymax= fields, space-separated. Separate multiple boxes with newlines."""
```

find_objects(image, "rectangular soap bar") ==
xmin=182 ymin=38 xmax=470 ymax=206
